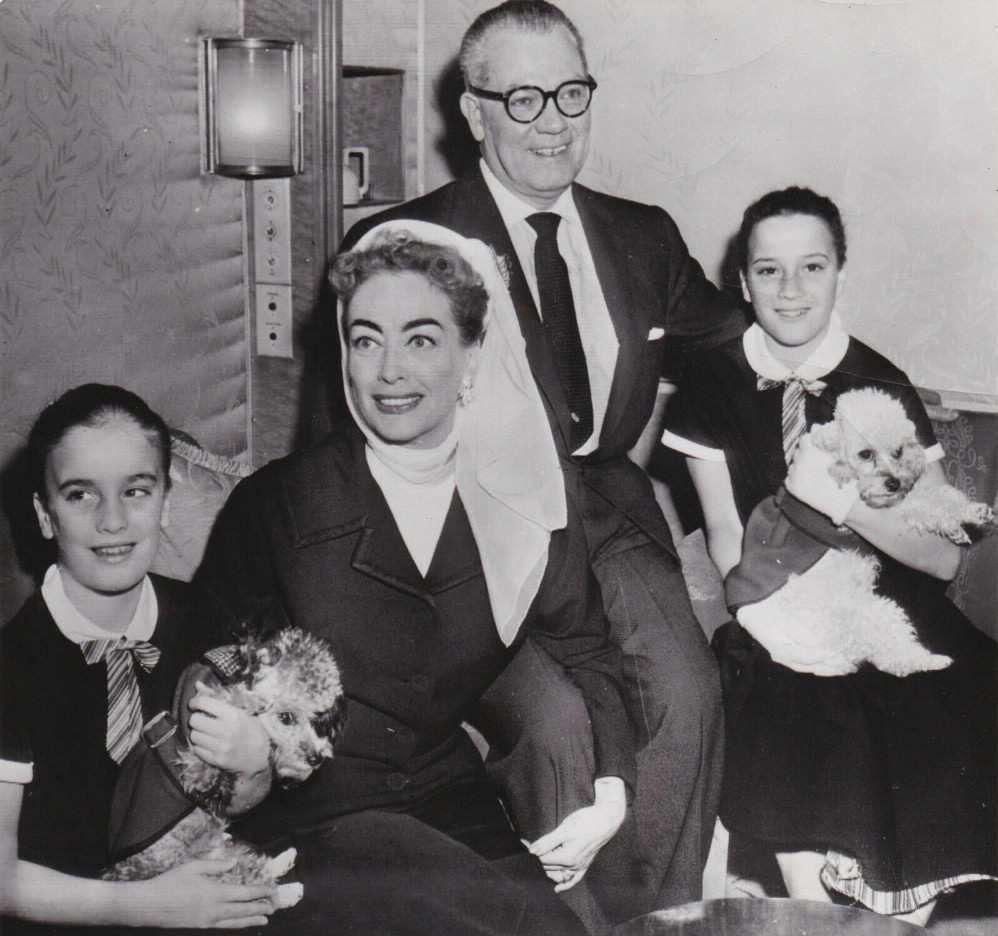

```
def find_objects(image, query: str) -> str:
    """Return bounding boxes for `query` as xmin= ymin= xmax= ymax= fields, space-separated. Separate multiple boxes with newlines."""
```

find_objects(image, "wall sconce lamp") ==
xmin=200 ymin=37 xmax=303 ymax=178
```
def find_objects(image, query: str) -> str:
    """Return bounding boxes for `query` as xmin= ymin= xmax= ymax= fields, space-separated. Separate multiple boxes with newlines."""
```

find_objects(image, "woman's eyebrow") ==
xmin=403 ymin=318 xmax=443 ymax=330
xmin=348 ymin=319 xmax=382 ymax=332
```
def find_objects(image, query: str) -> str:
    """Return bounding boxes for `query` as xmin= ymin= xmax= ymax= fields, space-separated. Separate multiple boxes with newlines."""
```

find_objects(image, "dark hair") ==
xmin=736 ymin=186 xmax=847 ymax=272
xmin=459 ymin=0 xmax=587 ymax=88
xmin=330 ymin=231 xmax=489 ymax=346
xmin=28 ymin=384 xmax=172 ymax=504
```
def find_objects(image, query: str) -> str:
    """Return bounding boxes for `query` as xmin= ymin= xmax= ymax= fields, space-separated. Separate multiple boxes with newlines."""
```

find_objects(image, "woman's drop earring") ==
xmin=458 ymin=377 xmax=474 ymax=407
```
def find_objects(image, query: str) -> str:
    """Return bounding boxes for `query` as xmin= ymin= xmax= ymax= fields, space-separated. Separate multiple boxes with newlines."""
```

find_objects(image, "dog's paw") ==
xmin=965 ymin=502 xmax=995 ymax=529
xmin=273 ymin=881 xmax=304 ymax=909
xmin=265 ymin=847 xmax=297 ymax=880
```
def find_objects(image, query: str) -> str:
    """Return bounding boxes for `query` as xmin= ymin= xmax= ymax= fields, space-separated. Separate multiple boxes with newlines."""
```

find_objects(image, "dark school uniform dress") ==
xmin=664 ymin=334 xmax=997 ymax=906
xmin=0 ymin=575 xmax=234 ymax=933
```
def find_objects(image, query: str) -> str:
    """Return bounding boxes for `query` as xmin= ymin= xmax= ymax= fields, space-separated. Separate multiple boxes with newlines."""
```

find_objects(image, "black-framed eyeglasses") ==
xmin=468 ymin=77 xmax=597 ymax=124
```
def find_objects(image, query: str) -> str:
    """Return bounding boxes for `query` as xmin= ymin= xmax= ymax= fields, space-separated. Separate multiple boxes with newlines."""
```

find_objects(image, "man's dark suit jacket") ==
xmin=343 ymin=166 xmax=746 ymax=553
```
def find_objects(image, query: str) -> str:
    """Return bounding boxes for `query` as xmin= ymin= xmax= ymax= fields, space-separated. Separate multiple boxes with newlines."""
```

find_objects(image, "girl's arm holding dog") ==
xmin=188 ymin=689 xmax=274 ymax=815
xmin=0 ymin=781 xmax=276 ymax=929
xmin=787 ymin=441 xmax=961 ymax=581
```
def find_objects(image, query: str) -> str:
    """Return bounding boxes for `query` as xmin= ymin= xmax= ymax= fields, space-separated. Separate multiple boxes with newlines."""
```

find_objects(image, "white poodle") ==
xmin=736 ymin=388 xmax=992 ymax=677
xmin=810 ymin=387 xmax=994 ymax=543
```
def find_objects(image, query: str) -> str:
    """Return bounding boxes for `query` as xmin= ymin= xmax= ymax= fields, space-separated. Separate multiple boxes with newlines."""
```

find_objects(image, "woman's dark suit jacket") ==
xmin=196 ymin=423 xmax=635 ymax=840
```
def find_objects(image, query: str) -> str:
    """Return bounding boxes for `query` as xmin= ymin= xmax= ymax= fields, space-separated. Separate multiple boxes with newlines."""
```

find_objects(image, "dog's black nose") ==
xmin=884 ymin=478 xmax=900 ymax=493
xmin=306 ymin=751 xmax=323 ymax=768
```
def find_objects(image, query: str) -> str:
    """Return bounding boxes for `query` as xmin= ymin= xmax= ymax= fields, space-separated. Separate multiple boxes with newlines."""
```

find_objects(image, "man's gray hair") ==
xmin=459 ymin=0 xmax=588 ymax=89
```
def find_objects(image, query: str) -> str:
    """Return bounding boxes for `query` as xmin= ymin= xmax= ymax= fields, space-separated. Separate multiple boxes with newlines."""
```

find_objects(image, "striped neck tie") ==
xmin=81 ymin=638 xmax=161 ymax=764
xmin=526 ymin=212 xmax=593 ymax=450
xmin=757 ymin=375 xmax=827 ymax=464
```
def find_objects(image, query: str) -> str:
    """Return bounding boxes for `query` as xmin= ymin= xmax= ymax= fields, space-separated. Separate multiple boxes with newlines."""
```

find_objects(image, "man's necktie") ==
xmin=526 ymin=212 xmax=593 ymax=450
xmin=758 ymin=375 xmax=827 ymax=464
xmin=81 ymin=638 xmax=161 ymax=763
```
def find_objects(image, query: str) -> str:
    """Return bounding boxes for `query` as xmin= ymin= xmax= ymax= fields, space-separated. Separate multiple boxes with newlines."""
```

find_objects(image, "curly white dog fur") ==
xmin=738 ymin=549 xmax=952 ymax=677
xmin=738 ymin=387 xmax=995 ymax=677
xmin=810 ymin=387 xmax=995 ymax=543
xmin=105 ymin=627 xmax=344 ymax=909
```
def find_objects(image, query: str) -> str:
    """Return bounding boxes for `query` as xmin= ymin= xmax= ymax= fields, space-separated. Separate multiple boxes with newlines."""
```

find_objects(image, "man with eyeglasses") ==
xmin=344 ymin=0 xmax=745 ymax=924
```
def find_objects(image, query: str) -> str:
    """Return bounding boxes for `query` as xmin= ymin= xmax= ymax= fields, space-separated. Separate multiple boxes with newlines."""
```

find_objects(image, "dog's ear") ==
xmin=314 ymin=698 xmax=347 ymax=743
xmin=898 ymin=440 xmax=927 ymax=479
xmin=809 ymin=419 xmax=841 ymax=454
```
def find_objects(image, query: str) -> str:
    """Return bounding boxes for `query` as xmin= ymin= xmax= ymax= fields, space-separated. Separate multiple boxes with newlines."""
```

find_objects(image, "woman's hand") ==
xmin=188 ymin=682 xmax=271 ymax=776
xmin=526 ymin=777 xmax=626 ymax=892
xmin=785 ymin=436 xmax=859 ymax=524
xmin=124 ymin=858 xmax=277 ymax=929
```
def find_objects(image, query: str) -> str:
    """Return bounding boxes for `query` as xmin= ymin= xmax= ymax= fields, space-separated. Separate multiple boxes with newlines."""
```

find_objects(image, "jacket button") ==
xmin=410 ymin=675 xmax=429 ymax=694
xmin=387 ymin=772 xmax=409 ymax=792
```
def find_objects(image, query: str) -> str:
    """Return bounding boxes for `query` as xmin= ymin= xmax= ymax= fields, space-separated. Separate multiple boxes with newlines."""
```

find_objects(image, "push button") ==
xmin=386 ymin=772 xmax=409 ymax=792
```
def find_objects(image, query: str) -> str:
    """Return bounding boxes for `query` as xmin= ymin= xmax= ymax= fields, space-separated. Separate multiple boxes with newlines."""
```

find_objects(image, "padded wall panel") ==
xmin=0 ymin=0 xmax=245 ymax=620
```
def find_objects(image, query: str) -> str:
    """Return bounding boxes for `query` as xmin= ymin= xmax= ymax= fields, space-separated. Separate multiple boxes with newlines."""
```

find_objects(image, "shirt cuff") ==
xmin=661 ymin=428 xmax=726 ymax=462
xmin=0 ymin=758 xmax=33 ymax=784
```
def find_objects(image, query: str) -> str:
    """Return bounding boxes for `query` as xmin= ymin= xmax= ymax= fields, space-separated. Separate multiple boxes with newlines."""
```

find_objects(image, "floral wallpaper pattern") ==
xmin=0 ymin=0 xmax=245 ymax=619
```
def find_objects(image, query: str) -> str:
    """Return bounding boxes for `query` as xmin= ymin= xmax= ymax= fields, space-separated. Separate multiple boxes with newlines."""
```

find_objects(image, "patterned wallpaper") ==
xmin=0 ymin=0 xmax=246 ymax=619
xmin=350 ymin=0 xmax=996 ymax=406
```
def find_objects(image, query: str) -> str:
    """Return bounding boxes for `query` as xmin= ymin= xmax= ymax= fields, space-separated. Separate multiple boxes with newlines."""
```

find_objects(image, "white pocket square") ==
xmin=647 ymin=327 xmax=665 ymax=341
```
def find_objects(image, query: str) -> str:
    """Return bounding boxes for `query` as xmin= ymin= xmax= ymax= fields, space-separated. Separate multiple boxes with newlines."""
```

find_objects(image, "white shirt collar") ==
xmin=743 ymin=311 xmax=850 ymax=383
xmin=479 ymin=158 xmax=580 ymax=229
xmin=40 ymin=564 xmax=158 ymax=644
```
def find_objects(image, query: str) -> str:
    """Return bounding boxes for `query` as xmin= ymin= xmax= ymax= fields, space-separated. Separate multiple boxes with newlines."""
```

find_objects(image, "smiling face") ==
xmin=741 ymin=213 xmax=845 ymax=363
xmin=33 ymin=415 xmax=169 ymax=609
xmin=460 ymin=25 xmax=591 ymax=209
xmin=346 ymin=271 xmax=480 ymax=449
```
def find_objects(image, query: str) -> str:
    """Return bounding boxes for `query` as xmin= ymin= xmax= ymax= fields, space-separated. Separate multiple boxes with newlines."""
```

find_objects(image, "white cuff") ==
xmin=661 ymin=429 xmax=726 ymax=462
xmin=0 ymin=758 xmax=33 ymax=784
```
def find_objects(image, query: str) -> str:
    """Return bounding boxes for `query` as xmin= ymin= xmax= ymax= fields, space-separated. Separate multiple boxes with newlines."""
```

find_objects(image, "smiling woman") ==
xmin=194 ymin=220 xmax=638 ymax=935
xmin=331 ymin=237 xmax=488 ymax=450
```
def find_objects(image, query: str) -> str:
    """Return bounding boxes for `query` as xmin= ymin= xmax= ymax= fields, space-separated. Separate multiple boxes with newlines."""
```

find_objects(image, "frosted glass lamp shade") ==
xmin=201 ymin=38 xmax=302 ymax=178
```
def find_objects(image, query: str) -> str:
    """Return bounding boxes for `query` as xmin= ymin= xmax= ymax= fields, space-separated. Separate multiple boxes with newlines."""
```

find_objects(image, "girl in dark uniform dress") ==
xmin=662 ymin=187 xmax=996 ymax=926
xmin=0 ymin=385 xmax=278 ymax=932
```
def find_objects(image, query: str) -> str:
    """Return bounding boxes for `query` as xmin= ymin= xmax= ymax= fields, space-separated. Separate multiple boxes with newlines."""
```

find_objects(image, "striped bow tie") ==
xmin=756 ymin=375 xmax=827 ymax=396
xmin=757 ymin=375 xmax=827 ymax=464
xmin=81 ymin=638 xmax=161 ymax=764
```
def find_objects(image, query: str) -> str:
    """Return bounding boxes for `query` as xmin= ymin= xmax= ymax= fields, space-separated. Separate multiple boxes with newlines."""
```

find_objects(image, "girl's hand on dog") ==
xmin=526 ymin=778 xmax=627 ymax=892
xmin=189 ymin=683 xmax=271 ymax=777
xmin=128 ymin=858 xmax=277 ymax=928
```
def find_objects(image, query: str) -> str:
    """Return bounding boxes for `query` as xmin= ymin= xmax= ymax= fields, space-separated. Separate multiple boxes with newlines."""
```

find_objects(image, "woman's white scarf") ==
xmin=340 ymin=220 xmax=567 ymax=646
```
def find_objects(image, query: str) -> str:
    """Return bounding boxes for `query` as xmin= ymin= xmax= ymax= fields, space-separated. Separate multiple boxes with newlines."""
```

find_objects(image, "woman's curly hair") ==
xmin=331 ymin=231 xmax=489 ymax=346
